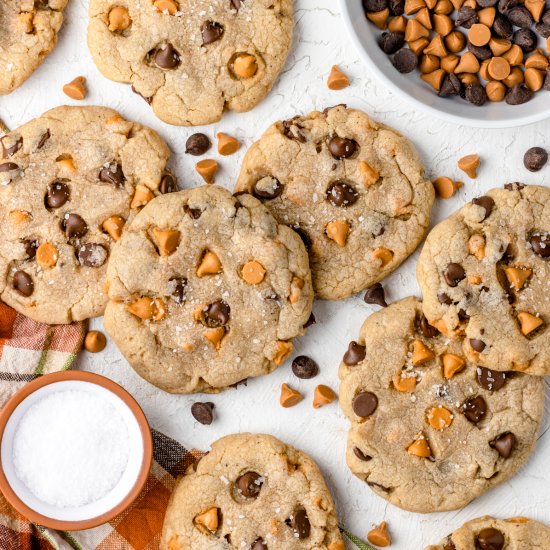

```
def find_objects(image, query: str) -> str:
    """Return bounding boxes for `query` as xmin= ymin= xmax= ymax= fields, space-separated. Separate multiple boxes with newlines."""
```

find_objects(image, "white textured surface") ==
xmin=1 ymin=0 xmax=550 ymax=547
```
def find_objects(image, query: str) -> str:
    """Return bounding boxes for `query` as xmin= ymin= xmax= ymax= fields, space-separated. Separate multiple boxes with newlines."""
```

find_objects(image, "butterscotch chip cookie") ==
xmin=0 ymin=106 xmax=172 ymax=323
xmin=339 ymin=297 xmax=544 ymax=513
xmin=417 ymin=185 xmax=550 ymax=375
xmin=104 ymin=185 xmax=312 ymax=394
xmin=235 ymin=105 xmax=434 ymax=300
xmin=87 ymin=0 xmax=293 ymax=126
xmin=161 ymin=433 xmax=343 ymax=550
xmin=0 ymin=0 xmax=68 ymax=95
xmin=425 ymin=516 xmax=550 ymax=549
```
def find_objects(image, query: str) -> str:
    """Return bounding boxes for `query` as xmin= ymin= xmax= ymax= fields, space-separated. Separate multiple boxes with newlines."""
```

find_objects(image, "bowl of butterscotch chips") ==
xmin=341 ymin=0 xmax=550 ymax=127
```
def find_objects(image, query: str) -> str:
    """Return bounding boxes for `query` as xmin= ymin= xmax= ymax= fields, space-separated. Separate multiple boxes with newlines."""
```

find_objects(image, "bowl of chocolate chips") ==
xmin=341 ymin=0 xmax=550 ymax=127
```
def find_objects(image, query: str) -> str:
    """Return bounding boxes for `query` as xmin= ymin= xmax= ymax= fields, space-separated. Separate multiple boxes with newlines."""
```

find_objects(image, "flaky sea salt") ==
xmin=13 ymin=390 xmax=130 ymax=508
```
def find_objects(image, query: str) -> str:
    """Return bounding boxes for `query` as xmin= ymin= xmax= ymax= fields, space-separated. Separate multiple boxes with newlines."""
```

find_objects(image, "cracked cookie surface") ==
xmin=338 ymin=297 xmax=544 ymax=513
xmin=0 ymin=0 xmax=68 ymax=95
xmin=87 ymin=0 xmax=293 ymax=126
xmin=417 ymin=185 xmax=550 ymax=375
xmin=0 ymin=106 xmax=172 ymax=324
xmin=104 ymin=185 xmax=312 ymax=394
xmin=425 ymin=516 xmax=550 ymax=550
xmin=235 ymin=105 xmax=434 ymax=300
xmin=161 ymin=433 xmax=344 ymax=550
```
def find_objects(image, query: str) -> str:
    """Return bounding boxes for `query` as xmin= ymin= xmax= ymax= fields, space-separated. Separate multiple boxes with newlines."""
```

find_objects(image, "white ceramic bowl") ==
xmin=340 ymin=0 xmax=550 ymax=128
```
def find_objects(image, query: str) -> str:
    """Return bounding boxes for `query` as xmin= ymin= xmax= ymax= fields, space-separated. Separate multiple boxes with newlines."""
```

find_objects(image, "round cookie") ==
xmin=161 ymin=433 xmax=344 ymax=550
xmin=104 ymin=185 xmax=312 ymax=394
xmin=338 ymin=297 xmax=544 ymax=513
xmin=235 ymin=105 xmax=434 ymax=300
xmin=0 ymin=0 xmax=68 ymax=95
xmin=0 ymin=106 xmax=172 ymax=324
xmin=426 ymin=516 xmax=550 ymax=550
xmin=87 ymin=0 xmax=293 ymax=126
xmin=417 ymin=184 xmax=550 ymax=375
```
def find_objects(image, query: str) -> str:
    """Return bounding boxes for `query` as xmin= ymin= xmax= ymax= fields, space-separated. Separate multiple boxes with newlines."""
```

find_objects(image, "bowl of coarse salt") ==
xmin=0 ymin=371 xmax=152 ymax=530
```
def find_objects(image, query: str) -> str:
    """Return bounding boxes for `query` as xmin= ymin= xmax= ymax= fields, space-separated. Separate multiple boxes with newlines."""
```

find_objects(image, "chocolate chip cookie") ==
xmin=87 ymin=0 xmax=293 ymax=126
xmin=104 ymin=185 xmax=312 ymax=394
xmin=162 ymin=433 xmax=344 ymax=550
xmin=338 ymin=297 xmax=544 ymax=513
xmin=235 ymin=105 xmax=434 ymax=300
xmin=0 ymin=0 xmax=68 ymax=95
xmin=417 ymin=184 xmax=550 ymax=375
xmin=0 ymin=106 xmax=172 ymax=324
xmin=426 ymin=516 xmax=550 ymax=550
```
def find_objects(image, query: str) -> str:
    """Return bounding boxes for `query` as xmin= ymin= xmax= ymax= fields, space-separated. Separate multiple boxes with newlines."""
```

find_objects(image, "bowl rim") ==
xmin=0 ymin=370 xmax=153 ymax=531
xmin=339 ymin=0 xmax=550 ymax=129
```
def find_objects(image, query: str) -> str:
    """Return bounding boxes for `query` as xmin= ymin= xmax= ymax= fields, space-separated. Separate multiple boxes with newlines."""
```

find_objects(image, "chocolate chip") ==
xmin=292 ymin=356 xmax=319 ymax=379
xmin=543 ymin=10 xmax=550 ymax=24
xmin=417 ymin=314 xmax=439 ymax=338
xmin=63 ymin=213 xmax=88 ymax=239
xmin=353 ymin=447 xmax=372 ymax=461
xmin=303 ymin=312 xmax=316 ymax=328
xmin=13 ymin=271 xmax=33 ymax=297
xmin=470 ymin=338 xmax=486 ymax=352
xmin=191 ymin=402 xmax=214 ymax=425
xmin=99 ymin=163 xmax=125 ymax=186
xmin=231 ymin=0 xmax=242 ymax=9
xmin=290 ymin=509 xmax=310 ymax=539
xmin=438 ymin=292 xmax=452 ymax=305
xmin=439 ymin=74 xmax=462 ymax=97
xmin=523 ymin=147 xmax=548 ymax=172
xmin=456 ymin=6 xmax=479 ymax=28
xmin=0 ymin=162 xmax=19 ymax=172
xmin=378 ymin=31 xmax=405 ymax=54
xmin=293 ymin=226 xmax=311 ymax=250
xmin=467 ymin=42 xmax=492 ymax=61
xmin=493 ymin=13 xmax=514 ymax=38
xmin=343 ymin=341 xmax=366 ymax=365
xmin=77 ymin=243 xmax=108 ymax=268
xmin=328 ymin=137 xmax=358 ymax=159
xmin=392 ymin=48 xmax=418 ymax=73
xmin=506 ymin=83 xmax=534 ymax=105
xmin=507 ymin=6 xmax=534 ymax=27
xmin=513 ymin=28 xmax=537 ymax=52
xmin=352 ymin=391 xmax=378 ymax=417
xmin=535 ymin=21 xmax=550 ymax=38
xmin=252 ymin=176 xmax=283 ymax=200
xmin=1 ymin=136 xmax=22 ymax=158
xmin=504 ymin=182 xmax=525 ymax=190
xmin=169 ymin=277 xmax=187 ymax=304
xmin=159 ymin=173 xmax=177 ymax=193
xmin=477 ymin=367 xmax=507 ymax=391
xmin=462 ymin=395 xmax=487 ymax=424
xmin=476 ymin=0 xmax=497 ymax=6
xmin=251 ymin=538 xmax=267 ymax=550
xmin=46 ymin=181 xmax=69 ymax=209
xmin=362 ymin=0 xmax=388 ymax=11
xmin=154 ymin=43 xmax=181 ymax=69
xmin=236 ymin=471 xmax=263 ymax=498
xmin=325 ymin=181 xmax=359 ymax=206
xmin=444 ymin=263 xmax=466 ymax=287
xmin=282 ymin=117 xmax=306 ymax=142
xmin=184 ymin=204 xmax=202 ymax=219
xmin=497 ymin=268 xmax=515 ymax=303
xmin=131 ymin=86 xmax=153 ymax=104
xmin=185 ymin=133 xmax=211 ymax=156
xmin=367 ymin=481 xmax=390 ymax=492
xmin=23 ymin=239 xmax=38 ymax=260
xmin=204 ymin=300 xmax=230 ymax=327
xmin=364 ymin=282 xmax=387 ymax=307
xmin=202 ymin=21 xmax=224 ymax=45
xmin=477 ymin=528 xmax=505 ymax=550
xmin=389 ymin=0 xmax=405 ymax=14
xmin=497 ymin=0 xmax=518 ymax=12
xmin=472 ymin=196 xmax=494 ymax=220
xmin=36 ymin=130 xmax=50 ymax=150
xmin=489 ymin=432 xmax=516 ymax=458
xmin=465 ymin=83 xmax=488 ymax=106
xmin=443 ymin=537 xmax=456 ymax=550
xmin=530 ymin=233 xmax=550 ymax=257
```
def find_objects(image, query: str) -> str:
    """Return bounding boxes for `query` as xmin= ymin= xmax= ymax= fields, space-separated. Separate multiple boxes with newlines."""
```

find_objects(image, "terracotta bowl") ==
xmin=0 ymin=371 xmax=153 ymax=530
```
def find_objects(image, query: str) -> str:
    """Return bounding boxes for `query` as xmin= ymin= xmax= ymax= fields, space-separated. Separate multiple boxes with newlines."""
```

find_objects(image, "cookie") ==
xmin=235 ymin=105 xmax=434 ymax=300
xmin=87 ymin=0 xmax=293 ymax=126
xmin=417 ymin=184 xmax=550 ymax=375
xmin=338 ymin=297 xmax=544 ymax=513
xmin=426 ymin=516 xmax=550 ymax=550
xmin=161 ymin=433 xmax=344 ymax=550
xmin=0 ymin=106 xmax=172 ymax=324
xmin=104 ymin=185 xmax=312 ymax=394
xmin=0 ymin=0 xmax=68 ymax=95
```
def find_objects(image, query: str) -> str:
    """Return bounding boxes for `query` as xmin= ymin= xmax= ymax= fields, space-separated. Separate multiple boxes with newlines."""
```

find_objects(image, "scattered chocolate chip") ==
xmin=292 ymin=356 xmax=319 ymax=379
xmin=231 ymin=0 xmax=242 ymax=9
xmin=184 ymin=204 xmax=202 ymax=219
xmin=169 ymin=276 xmax=187 ymax=304
xmin=497 ymin=0 xmax=518 ymax=12
xmin=470 ymin=338 xmax=486 ymax=352
xmin=23 ymin=239 xmax=38 ymax=259
xmin=202 ymin=21 xmax=224 ymax=45
xmin=439 ymin=74 xmax=462 ymax=97
xmin=282 ymin=117 xmax=306 ymax=142
xmin=353 ymin=447 xmax=372 ymax=461
xmin=364 ymin=282 xmax=387 ymax=307
xmin=185 ymin=133 xmax=211 ymax=155
xmin=0 ymin=162 xmax=19 ymax=172
xmin=322 ymin=104 xmax=347 ymax=116
xmin=467 ymin=42 xmax=492 ymax=61
xmin=159 ymin=173 xmax=177 ymax=193
xmin=477 ymin=528 xmax=505 ymax=550
xmin=251 ymin=538 xmax=267 ymax=550
xmin=367 ymin=481 xmax=390 ymax=492
xmin=362 ymin=0 xmax=388 ymax=11
xmin=252 ymin=176 xmax=283 ymax=200
xmin=191 ymin=401 xmax=214 ymax=425
xmin=465 ymin=83 xmax=488 ymax=106
xmin=477 ymin=367 xmax=507 ymax=391
xmin=443 ymin=537 xmax=457 ymax=550
xmin=523 ymin=147 xmax=548 ymax=172
xmin=99 ymin=163 xmax=125 ymax=186
xmin=325 ymin=181 xmax=359 ymax=206
xmin=513 ymin=28 xmax=537 ymax=52
xmin=444 ymin=263 xmax=466 ymax=287
xmin=1 ymin=136 xmax=22 ymax=158
xmin=328 ymin=137 xmax=357 ymax=159
xmin=472 ymin=196 xmax=494 ymax=220
xmin=13 ymin=271 xmax=33 ymax=297
xmin=504 ymin=182 xmax=525 ymax=190
xmin=154 ymin=43 xmax=181 ymax=69
xmin=389 ymin=0 xmax=405 ymax=14
xmin=489 ymin=432 xmax=516 ymax=458
xmin=303 ymin=312 xmax=316 ymax=328
xmin=462 ymin=395 xmax=487 ymax=424
xmin=535 ymin=21 xmax=550 ymax=38
xmin=290 ymin=509 xmax=310 ymax=539
xmin=496 ymin=268 xmax=515 ymax=303
xmin=438 ymin=292 xmax=453 ymax=305
xmin=458 ymin=308 xmax=470 ymax=321
xmin=63 ymin=213 xmax=88 ymax=239
xmin=343 ymin=341 xmax=366 ymax=365
xmin=77 ymin=243 xmax=108 ymax=268
xmin=530 ymin=233 xmax=550 ymax=257
xmin=131 ymin=86 xmax=153 ymax=104
xmin=352 ymin=391 xmax=378 ymax=417
xmin=236 ymin=471 xmax=263 ymax=498
xmin=378 ymin=31 xmax=405 ymax=54
xmin=506 ymin=83 xmax=534 ymax=105
xmin=36 ymin=130 xmax=50 ymax=150
xmin=204 ymin=300 xmax=230 ymax=327
xmin=45 ymin=181 xmax=69 ymax=209
xmin=392 ymin=48 xmax=418 ymax=73
xmin=477 ymin=0 xmax=497 ymax=6
xmin=507 ymin=6 xmax=534 ymax=27
xmin=456 ymin=6 xmax=478 ymax=27
xmin=493 ymin=13 xmax=514 ymax=38
xmin=292 ymin=226 xmax=312 ymax=250
xmin=417 ymin=314 xmax=439 ymax=338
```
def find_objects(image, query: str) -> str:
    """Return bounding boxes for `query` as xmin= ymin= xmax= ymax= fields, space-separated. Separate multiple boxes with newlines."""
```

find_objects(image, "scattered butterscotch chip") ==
xmin=457 ymin=154 xmax=480 ymax=178
xmin=130 ymin=185 xmax=154 ymax=209
xmin=421 ymin=68 xmax=445 ymax=90
xmin=416 ymin=8 xmax=432 ymax=30
xmin=367 ymin=522 xmax=391 ymax=547
xmin=486 ymin=80 xmax=506 ymax=102
xmin=232 ymin=53 xmax=258 ymax=79
xmin=372 ymin=247 xmax=393 ymax=267
xmin=412 ymin=339 xmax=435 ymax=365
xmin=84 ymin=330 xmax=107 ymax=353
xmin=405 ymin=18 xmax=430 ymax=41
xmin=205 ymin=327 xmax=226 ymax=350
xmin=241 ymin=260 xmax=266 ymax=285
xmin=424 ymin=35 xmax=447 ymax=57
xmin=441 ymin=54 xmax=459 ymax=72
xmin=102 ymin=215 xmax=125 ymax=240
xmin=525 ymin=0 xmax=545 ymax=20
xmin=289 ymin=276 xmax=304 ymax=304
xmin=108 ymin=6 xmax=131 ymax=31
xmin=427 ymin=406 xmax=453 ymax=430
xmin=194 ymin=507 xmax=219 ymax=532
xmin=36 ymin=242 xmax=58 ymax=269
xmin=196 ymin=159 xmax=218 ymax=183
xmin=392 ymin=373 xmax=417 ymax=392
xmin=504 ymin=267 xmax=532 ymax=290
xmin=56 ymin=155 xmax=76 ymax=173
xmin=468 ymin=275 xmax=482 ymax=284
xmin=153 ymin=228 xmax=180 ymax=256
xmin=280 ymin=383 xmax=303 ymax=408
xmin=503 ymin=67 xmax=524 ymax=88
xmin=517 ymin=311 xmax=543 ymax=335
xmin=367 ymin=8 xmax=390 ymax=28
xmin=454 ymin=51 xmax=480 ymax=73
xmin=9 ymin=210 xmax=30 ymax=225
xmin=63 ymin=77 xmax=87 ymax=100
xmin=126 ymin=297 xmax=166 ymax=321
xmin=409 ymin=37 xmax=430 ymax=55
xmin=359 ymin=160 xmax=380 ymax=186
xmin=153 ymin=0 xmax=179 ymax=14
xmin=442 ymin=353 xmax=465 ymax=378
xmin=326 ymin=220 xmax=350 ymax=247
xmin=489 ymin=37 xmax=512 ymax=57
xmin=525 ymin=67 xmax=545 ymax=92
xmin=405 ymin=0 xmax=425 ymax=15
xmin=433 ymin=13 xmax=453 ymax=35
xmin=313 ymin=385 xmax=337 ymax=408
xmin=419 ymin=54 xmax=440 ymax=74
xmin=524 ymin=50 xmax=548 ymax=70
xmin=488 ymin=56 xmax=511 ymax=81
xmin=445 ymin=30 xmax=465 ymax=53
xmin=407 ymin=432 xmax=432 ymax=457
xmin=388 ymin=15 xmax=407 ymax=32
xmin=477 ymin=6 xmax=496 ymax=26
xmin=217 ymin=132 xmax=241 ymax=155
xmin=469 ymin=23 xmax=491 ymax=46
xmin=502 ymin=44 xmax=523 ymax=66
xmin=274 ymin=340 xmax=293 ymax=365
xmin=432 ymin=176 xmax=462 ymax=198
xmin=327 ymin=65 xmax=350 ymax=90
xmin=197 ymin=250 xmax=222 ymax=277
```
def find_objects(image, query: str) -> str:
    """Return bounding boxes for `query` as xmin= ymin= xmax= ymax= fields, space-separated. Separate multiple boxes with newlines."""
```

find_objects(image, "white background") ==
xmin=2 ymin=0 xmax=550 ymax=547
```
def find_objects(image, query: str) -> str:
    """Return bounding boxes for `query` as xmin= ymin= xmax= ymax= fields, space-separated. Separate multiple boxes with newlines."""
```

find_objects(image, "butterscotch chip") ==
xmin=324 ymin=220 xmax=348 ymax=247
xmin=488 ymin=57 xmax=511 ymax=81
xmin=486 ymin=80 xmax=506 ymax=102
xmin=205 ymin=327 xmax=225 ymax=350
xmin=194 ymin=508 xmax=219 ymax=532
xmin=468 ymin=233 xmax=486 ymax=260
xmin=458 ymin=154 xmax=480 ymax=178
xmin=196 ymin=159 xmax=219 ymax=183
xmin=216 ymin=133 xmax=241 ymax=155
xmin=108 ymin=6 xmax=131 ymax=31
xmin=503 ymin=67 xmax=524 ymax=88
xmin=424 ymin=35 xmax=447 ymax=57
xmin=441 ymin=54 xmax=459 ymax=72
xmin=416 ymin=7 xmax=433 ymax=29
xmin=367 ymin=522 xmax=391 ymax=547
xmin=477 ymin=6 xmax=496 ymax=26
xmin=63 ymin=77 xmax=87 ymax=100
xmin=372 ymin=247 xmax=393 ymax=267
xmin=468 ymin=274 xmax=482 ymax=285
xmin=427 ymin=406 xmax=453 ymax=430
xmin=432 ymin=176 xmax=462 ymax=198
xmin=126 ymin=296 xmax=166 ymax=321
xmin=154 ymin=0 xmax=179 ymax=14
xmin=313 ymin=385 xmax=337 ymax=408
xmin=289 ymin=276 xmax=304 ymax=304
xmin=503 ymin=44 xmax=524 ymax=66
xmin=420 ymin=54 xmax=440 ymax=73
xmin=36 ymin=242 xmax=58 ymax=269
xmin=412 ymin=339 xmax=435 ymax=365
xmin=241 ymin=260 xmax=266 ymax=284
xmin=445 ymin=30 xmax=466 ymax=53
xmin=367 ymin=8 xmax=390 ymax=29
xmin=525 ymin=0 xmax=545 ymax=21
xmin=153 ymin=228 xmax=180 ymax=256
xmin=459 ymin=72 xmax=480 ymax=87
xmin=56 ymin=155 xmax=76 ymax=173
xmin=407 ymin=432 xmax=432 ymax=458
xmin=504 ymin=267 xmax=532 ymax=290
xmin=327 ymin=65 xmax=350 ymax=90
xmin=421 ymin=68 xmax=446 ymax=90
xmin=392 ymin=373 xmax=417 ymax=392
xmin=197 ymin=250 xmax=222 ymax=277
xmin=9 ymin=210 xmax=30 ymax=225
xmin=442 ymin=353 xmax=465 ymax=378
xmin=517 ymin=311 xmax=543 ymax=335
xmin=232 ymin=53 xmax=258 ymax=79
xmin=409 ymin=37 xmax=430 ymax=55
xmin=469 ymin=23 xmax=491 ymax=47
xmin=405 ymin=18 xmax=430 ymax=41
xmin=433 ymin=14 xmax=453 ymax=36
xmin=359 ymin=160 xmax=379 ymax=186
xmin=525 ymin=68 xmax=544 ymax=91
xmin=130 ymin=185 xmax=154 ymax=209
xmin=454 ymin=51 xmax=480 ymax=73
xmin=102 ymin=215 xmax=125 ymax=240
xmin=405 ymin=0 xmax=426 ymax=14
xmin=84 ymin=330 xmax=107 ymax=353
xmin=388 ymin=15 xmax=407 ymax=33
xmin=274 ymin=340 xmax=293 ymax=365
xmin=479 ymin=59 xmax=491 ymax=81
xmin=280 ymin=383 xmax=303 ymax=407
xmin=489 ymin=38 xmax=512 ymax=57
xmin=434 ymin=0 xmax=453 ymax=15
xmin=525 ymin=51 xmax=549 ymax=71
